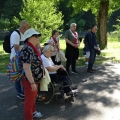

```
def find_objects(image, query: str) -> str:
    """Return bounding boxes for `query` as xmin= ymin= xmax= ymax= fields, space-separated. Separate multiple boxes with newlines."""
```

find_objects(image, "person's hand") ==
xmin=72 ymin=44 xmax=79 ymax=48
xmin=94 ymin=46 xmax=98 ymax=50
xmin=31 ymin=83 xmax=37 ymax=91
xmin=59 ymin=65 xmax=65 ymax=70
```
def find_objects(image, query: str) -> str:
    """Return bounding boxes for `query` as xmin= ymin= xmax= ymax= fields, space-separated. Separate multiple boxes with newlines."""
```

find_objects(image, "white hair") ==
xmin=42 ymin=45 xmax=54 ymax=53
xmin=70 ymin=23 xmax=77 ymax=27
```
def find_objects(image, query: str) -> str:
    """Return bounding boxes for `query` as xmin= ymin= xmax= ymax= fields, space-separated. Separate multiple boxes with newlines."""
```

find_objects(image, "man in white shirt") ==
xmin=10 ymin=20 xmax=30 ymax=99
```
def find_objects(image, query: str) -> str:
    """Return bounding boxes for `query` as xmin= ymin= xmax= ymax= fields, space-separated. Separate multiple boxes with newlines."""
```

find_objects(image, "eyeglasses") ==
xmin=32 ymin=34 xmax=39 ymax=38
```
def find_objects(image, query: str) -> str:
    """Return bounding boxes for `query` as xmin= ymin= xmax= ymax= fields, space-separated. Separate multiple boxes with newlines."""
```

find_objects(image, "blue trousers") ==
xmin=15 ymin=80 xmax=24 ymax=95
xmin=88 ymin=49 xmax=96 ymax=70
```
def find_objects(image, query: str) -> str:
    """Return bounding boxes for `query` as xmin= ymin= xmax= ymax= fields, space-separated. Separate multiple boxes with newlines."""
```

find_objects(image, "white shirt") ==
xmin=41 ymin=54 xmax=57 ymax=74
xmin=10 ymin=30 xmax=25 ymax=59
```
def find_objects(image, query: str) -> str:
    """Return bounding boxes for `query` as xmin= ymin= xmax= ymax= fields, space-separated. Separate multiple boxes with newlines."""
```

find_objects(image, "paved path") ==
xmin=0 ymin=63 xmax=120 ymax=120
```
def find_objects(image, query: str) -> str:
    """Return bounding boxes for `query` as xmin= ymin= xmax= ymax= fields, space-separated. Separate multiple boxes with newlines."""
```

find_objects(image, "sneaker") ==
xmin=17 ymin=94 xmax=25 ymax=100
xmin=71 ymin=70 xmax=78 ymax=74
xmin=72 ymin=89 xmax=78 ymax=93
xmin=66 ymin=91 xmax=74 ymax=96
xmin=33 ymin=111 xmax=43 ymax=118
xmin=20 ymin=93 xmax=25 ymax=97
xmin=85 ymin=62 xmax=88 ymax=65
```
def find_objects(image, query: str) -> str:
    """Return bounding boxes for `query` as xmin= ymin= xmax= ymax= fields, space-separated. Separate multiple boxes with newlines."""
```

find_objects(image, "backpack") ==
xmin=6 ymin=51 xmax=24 ymax=82
xmin=3 ymin=30 xmax=21 ymax=53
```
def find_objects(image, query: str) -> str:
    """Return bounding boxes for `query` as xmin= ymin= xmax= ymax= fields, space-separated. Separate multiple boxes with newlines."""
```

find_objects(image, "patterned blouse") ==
xmin=20 ymin=44 xmax=43 ymax=83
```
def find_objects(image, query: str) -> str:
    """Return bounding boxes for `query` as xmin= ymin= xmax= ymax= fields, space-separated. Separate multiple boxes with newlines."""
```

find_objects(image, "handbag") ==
xmin=96 ymin=49 xmax=101 ymax=55
xmin=40 ymin=68 xmax=51 ymax=91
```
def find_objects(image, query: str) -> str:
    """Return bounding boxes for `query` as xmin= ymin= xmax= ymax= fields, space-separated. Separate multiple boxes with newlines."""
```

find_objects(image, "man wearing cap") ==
xmin=65 ymin=23 xmax=80 ymax=75
xmin=10 ymin=20 xmax=30 ymax=99
xmin=20 ymin=28 xmax=43 ymax=120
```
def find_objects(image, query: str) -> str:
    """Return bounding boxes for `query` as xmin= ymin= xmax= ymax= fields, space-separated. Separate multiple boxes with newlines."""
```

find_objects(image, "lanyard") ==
xmin=69 ymin=30 xmax=78 ymax=44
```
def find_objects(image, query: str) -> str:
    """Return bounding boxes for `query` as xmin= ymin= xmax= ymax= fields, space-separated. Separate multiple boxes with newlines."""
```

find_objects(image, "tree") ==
xmin=68 ymin=0 xmax=120 ymax=49
xmin=108 ymin=9 xmax=120 ymax=32
xmin=57 ymin=0 xmax=96 ymax=31
xmin=0 ymin=0 xmax=23 ymax=30
xmin=14 ymin=0 xmax=63 ymax=42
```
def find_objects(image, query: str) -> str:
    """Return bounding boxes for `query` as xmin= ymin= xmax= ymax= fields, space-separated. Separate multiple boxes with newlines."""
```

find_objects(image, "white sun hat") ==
xmin=24 ymin=28 xmax=41 ymax=40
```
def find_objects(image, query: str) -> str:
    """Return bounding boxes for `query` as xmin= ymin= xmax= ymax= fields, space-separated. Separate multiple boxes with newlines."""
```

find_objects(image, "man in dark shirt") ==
xmin=85 ymin=25 xmax=99 ymax=73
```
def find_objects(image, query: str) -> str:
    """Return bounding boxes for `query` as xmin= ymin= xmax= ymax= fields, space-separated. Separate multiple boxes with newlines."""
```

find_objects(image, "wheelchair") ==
xmin=36 ymin=69 xmax=77 ymax=103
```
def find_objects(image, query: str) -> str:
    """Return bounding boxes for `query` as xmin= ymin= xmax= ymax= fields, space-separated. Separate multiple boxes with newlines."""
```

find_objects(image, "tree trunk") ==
xmin=97 ymin=0 xmax=109 ymax=49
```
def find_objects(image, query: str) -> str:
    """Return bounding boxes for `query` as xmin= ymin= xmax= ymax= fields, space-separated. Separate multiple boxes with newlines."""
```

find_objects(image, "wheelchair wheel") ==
xmin=56 ymin=94 xmax=65 ymax=103
xmin=36 ymin=82 xmax=54 ymax=104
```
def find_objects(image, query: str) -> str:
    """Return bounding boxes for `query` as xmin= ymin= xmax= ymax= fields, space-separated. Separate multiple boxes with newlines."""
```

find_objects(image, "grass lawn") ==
xmin=0 ymin=38 xmax=120 ymax=73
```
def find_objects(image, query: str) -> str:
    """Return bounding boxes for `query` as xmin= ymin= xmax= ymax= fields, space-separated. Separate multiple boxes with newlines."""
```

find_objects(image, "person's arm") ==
xmin=46 ymin=65 xmax=65 ymax=72
xmin=41 ymin=55 xmax=65 ymax=72
xmin=87 ymin=34 xmax=94 ymax=49
xmin=10 ymin=32 xmax=20 ymax=52
xmin=23 ymin=63 xmax=37 ymax=91
xmin=14 ymin=44 xmax=20 ymax=52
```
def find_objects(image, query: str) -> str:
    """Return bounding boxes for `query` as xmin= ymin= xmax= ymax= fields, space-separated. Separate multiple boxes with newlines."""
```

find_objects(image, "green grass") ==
xmin=0 ymin=41 xmax=10 ymax=73
xmin=0 ymin=38 xmax=120 ymax=73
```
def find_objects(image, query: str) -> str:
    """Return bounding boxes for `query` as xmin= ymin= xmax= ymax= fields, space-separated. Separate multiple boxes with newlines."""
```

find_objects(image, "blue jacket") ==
xmin=84 ymin=31 xmax=98 ymax=51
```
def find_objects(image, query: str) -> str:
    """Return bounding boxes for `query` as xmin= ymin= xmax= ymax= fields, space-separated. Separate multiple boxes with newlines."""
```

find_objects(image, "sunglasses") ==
xmin=32 ymin=34 xmax=40 ymax=38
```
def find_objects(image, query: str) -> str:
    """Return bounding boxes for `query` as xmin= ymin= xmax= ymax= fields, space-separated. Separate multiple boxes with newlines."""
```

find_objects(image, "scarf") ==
xmin=69 ymin=30 xmax=78 ymax=44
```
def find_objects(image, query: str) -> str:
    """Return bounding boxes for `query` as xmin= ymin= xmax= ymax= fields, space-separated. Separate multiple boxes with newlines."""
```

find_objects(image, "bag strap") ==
xmin=11 ymin=30 xmax=21 ymax=50
xmin=15 ymin=30 xmax=21 ymax=39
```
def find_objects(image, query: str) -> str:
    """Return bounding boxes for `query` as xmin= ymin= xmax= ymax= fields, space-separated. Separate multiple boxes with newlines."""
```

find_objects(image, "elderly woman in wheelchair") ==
xmin=36 ymin=45 xmax=76 ymax=103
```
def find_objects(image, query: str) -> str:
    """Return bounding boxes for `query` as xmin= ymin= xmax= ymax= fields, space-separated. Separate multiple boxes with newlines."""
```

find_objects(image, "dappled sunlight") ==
xmin=7 ymin=105 xmax=18 ymax=111
xmin=0 ymin=86 xmax=13 ymax=94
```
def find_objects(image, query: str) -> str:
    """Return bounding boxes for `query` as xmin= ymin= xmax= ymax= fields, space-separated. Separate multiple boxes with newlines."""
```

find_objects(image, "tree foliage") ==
xmin=57 ymin=0 xmax=96 ymax=31
xmin=68 ymin=0 xmax=120 ymax=49
xmin=13 ymin=0 xmax=63 ymax=41
xmin=0 ymin=0 xmax=23 ymax=30
xmin=68 ymin=0 xmax=120 ymax=17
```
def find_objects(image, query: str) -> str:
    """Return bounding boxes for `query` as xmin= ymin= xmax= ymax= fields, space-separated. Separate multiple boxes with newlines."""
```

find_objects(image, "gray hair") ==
xmin=70 ymin=23 xmax=77 ymax=27
xmin=42 ymin=45 xmax=54 ymax=53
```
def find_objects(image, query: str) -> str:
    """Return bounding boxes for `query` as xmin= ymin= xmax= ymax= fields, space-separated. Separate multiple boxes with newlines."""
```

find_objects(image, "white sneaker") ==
xmin=72 ymin=89 xmax=78 ymax=93
xmin=33 ymin=111 xmax=43 ymax=118
xmin=85 ymin=62 xmax=88 ymax=65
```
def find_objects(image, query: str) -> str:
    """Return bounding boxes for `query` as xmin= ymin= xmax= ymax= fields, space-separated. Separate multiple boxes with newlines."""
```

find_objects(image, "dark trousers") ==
xmin=51 ymin=56 xmax=61 ymax=65
xmin=49 ymin=74 xmax=71 ymax=93
xmin=88 ymin=49 xmax=95 ymax=70
xmin=66 ymin=56 xmax=76 ymax=72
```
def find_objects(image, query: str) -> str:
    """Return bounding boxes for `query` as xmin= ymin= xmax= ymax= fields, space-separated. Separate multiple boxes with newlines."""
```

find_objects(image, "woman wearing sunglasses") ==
xmin=20 ymin=28 xmax=43 ymax=120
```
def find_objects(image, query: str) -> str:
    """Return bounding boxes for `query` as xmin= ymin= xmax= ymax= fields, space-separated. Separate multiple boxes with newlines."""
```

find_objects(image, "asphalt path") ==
xmin=0 ymin=63 xmax=120 ymax=120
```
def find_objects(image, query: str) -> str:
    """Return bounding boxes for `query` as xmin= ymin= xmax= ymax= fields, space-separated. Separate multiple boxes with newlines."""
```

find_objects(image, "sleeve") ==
xmin=20 ymin=47 xmax=34 ymax=64
xmin=65 ymin=30 xmax=69 ymax=39
xmin=87 ymin=34 xmax=94 ymax=48
xmin=10 ymin=31 xmax=20 ymax=45
xmin=41 ymin=55 xmax=54 ymax=68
